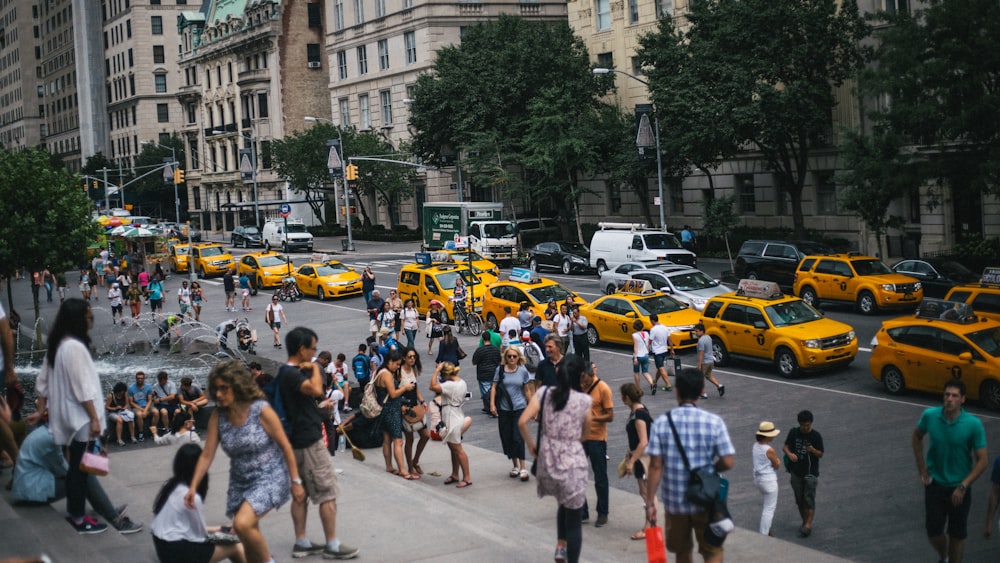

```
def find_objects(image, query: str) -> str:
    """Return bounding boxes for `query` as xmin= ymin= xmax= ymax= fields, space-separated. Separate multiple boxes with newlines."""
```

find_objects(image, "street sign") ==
xmin=279 ymin=203 xmax=292 ymax=218
xmin=326 ymin=141 xmax=343 ymax=177
xmin=239 ymin=150 xmax=254 ymax=181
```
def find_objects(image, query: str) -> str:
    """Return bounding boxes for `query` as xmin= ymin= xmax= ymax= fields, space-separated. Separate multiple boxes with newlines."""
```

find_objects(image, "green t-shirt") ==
xmin=917 ymin=406 xmax=987 ymax=487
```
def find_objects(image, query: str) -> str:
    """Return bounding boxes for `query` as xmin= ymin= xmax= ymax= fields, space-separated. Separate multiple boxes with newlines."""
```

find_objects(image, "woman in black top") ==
xmin=621 ymin=382 xmax=653 ymax=541
xmin=427 ymin=302 xmax=444 ymax=356
xmin=435 ymin=326 xmax=462 ymax=366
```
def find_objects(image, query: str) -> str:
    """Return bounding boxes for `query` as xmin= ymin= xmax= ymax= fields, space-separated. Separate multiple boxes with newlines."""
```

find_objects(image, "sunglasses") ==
xmin=506 ymin=354 xmax=520 ymax=359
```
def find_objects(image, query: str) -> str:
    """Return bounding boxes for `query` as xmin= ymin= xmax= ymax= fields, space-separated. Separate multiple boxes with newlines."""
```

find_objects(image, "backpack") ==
xmin=359 ymin=377 xmax=383 ymax=419
xmin=352 ymin=353 xmax=371 ymax=384
xmin=262 ymin=374 xmax=292 ymax=436
xmin=524 ymin=343 xmax=542 ymax=373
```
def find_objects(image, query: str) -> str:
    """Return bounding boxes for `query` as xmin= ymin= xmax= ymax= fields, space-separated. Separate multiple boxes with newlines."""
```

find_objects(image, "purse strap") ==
xmin=666 ymin=410 xmax=692 ymax=472
xmin=535 ymin=388 xmax=549 ymax=453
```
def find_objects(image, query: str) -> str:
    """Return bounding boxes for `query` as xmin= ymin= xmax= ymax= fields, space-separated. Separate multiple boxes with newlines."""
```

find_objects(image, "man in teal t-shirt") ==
xmin=912 ymin=379 xmax=988 ymax=563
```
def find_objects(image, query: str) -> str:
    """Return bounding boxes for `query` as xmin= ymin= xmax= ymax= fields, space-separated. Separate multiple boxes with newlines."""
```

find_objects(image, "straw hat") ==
xmin=755 ymin=421 xmax=780 ymax=438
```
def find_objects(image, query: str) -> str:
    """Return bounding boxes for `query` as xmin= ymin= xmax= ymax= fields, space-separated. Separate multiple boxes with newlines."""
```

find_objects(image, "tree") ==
xmin=640 ymin=0 xmax=869 ymax=237
xmin=861 ymin=0 xmax=1000 ymax=197
xmin=0 ymin=148 xmax=98 ymax=342
xmin=81 ymin=152 xmax=116 ymax=207
xmin=132 ymin=136 xmax=186 ymax=220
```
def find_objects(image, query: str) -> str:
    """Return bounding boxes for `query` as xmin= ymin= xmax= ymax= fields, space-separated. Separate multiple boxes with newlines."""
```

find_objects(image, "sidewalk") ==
xmin=0 ymin=436 xmax=847 ymax=562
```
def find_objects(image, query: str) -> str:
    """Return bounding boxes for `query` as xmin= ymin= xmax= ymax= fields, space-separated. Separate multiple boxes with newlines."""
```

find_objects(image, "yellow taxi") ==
xmin=238 ymin=251 xmax=293 ymax=289
xmin=432 ymin=250 xmax=500 ymax=285
xmin=943 ymin=268 xmax=1000 ymax=322
xmin=190 ymin=243 xmax=235 ymax=279
xmin=579 ymin=280 xmax=701 ymax=350
xmin=397 ymin=258 xmax=484 ymax=321
xmin=701 ymin=279 xmax=858 ymax=378
xmin=168 ymin=243 xmax=190 ymax=274
xmin=294 ymin=261 xmax=362 ymax=300
xmin=793 ymin=253 xmax=922 ymax=315
xmin=480 ymin=268 xmax=585 ymax=330
xmin=869 ymin=298 xmax=1000 ymax=409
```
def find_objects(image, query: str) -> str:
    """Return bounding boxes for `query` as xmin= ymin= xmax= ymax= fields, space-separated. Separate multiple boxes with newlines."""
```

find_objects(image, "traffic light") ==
xmin=92 ymin=179 xmax=98 ymax=190
xmin=345 ymin=164 xmax=358 ymax=181
xmin=173 ymin=168 xmax=185 ymax=184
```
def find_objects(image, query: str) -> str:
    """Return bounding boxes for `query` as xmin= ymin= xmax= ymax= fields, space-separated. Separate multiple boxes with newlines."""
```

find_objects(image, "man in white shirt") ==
xmin=553 ymin=303 xmax=572 ymax=353
xmin=177 ymin=281 xmax=193 ymax=320
xmin=107 ymin=283 xmax=124 ymax=325
xmin=648 ymin=314 xmax=674 ymax=393
xmin=498 ymin=306 xmax=521 ymax=348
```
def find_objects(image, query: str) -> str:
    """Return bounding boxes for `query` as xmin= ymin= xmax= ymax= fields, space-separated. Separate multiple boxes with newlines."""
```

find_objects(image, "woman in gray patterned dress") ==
xmin=186 ymin=360 xmax=305 ymax=563
xmin=519 ymin=354 xmax=592 ymax=563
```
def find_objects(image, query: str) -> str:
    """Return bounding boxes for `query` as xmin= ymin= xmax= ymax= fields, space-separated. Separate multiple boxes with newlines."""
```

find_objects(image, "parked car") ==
xmin=231 ymin=225 xmax=263 ymax=248
xmin=890 ymin=258 xmax=977 ymax=299
xmin=527 ymin=241 xmax=594 ymax=274
xmin=733 ymin=239 xmax=833 ymax=290
xmin=599 ymin=263 xmax=730 ymax=311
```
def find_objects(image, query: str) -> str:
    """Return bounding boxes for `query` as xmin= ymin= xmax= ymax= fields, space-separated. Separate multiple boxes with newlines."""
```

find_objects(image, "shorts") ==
xmin=179 ymin=303 xmax=192 ymax=315
xmin=666 ymin=511 xmax=723 ymax=558
xmin=701 ymin=362 xmax=714 ymax=379
xmin=633 ymin=356 xmax=650 ymax=374
xmin=153 ymin=536 xmax=214 ymax=563
xmin=790 ymin=473 xmax=818 ymax=509
xmin=270 ymin=322 xmax=281 ymax=330
xmin=369 ymin=319 xmax=379 ymax=334
xmin=242 ymin=289 xmax=250 ymax=298
xmin=149 ymin=298 xmax=163 ymax=311
xmin=294 ymin=440 xmax=340 ymax=505
xmin=925 ymin=481 xmax=972 ymax=539
xmin=111 ymin=304 xmax=123 ymax=315
xmin=109 ymin=409 xmax=135 ymax=423
xmin=653 ymin=352 xmax=668 ymax=369
xmin=226 ymin=290 xmax=235 ymax=299
xmin=155 ymin=403 xmax=178 ymax=420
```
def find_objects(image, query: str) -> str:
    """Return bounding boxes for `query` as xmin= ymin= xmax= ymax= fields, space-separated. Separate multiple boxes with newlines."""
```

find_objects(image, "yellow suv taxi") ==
xmin=700 ymin=279 xmax=858 ymax=377
xmin=793 ymin=253 xmax=922 ymax=315
xmin=943 ymin=267 xmax=1000 ymax=322
xmin=579 ymin=281 xmax=701 ymax=350
xmin=869 ymin=298 xmax=1000 ymax=409
xmin=190 ymin=243 xmax=235 ymax=278
xmin=168 ymin=243 xmax=190 ymax=273
xmin=238 ymin=251 xmax=293 ymax=289
xmin=481 ymin=269 xmax=585 ymax=329
xmin=294 ymin=261 xmax=362 ymax=300
xmin=397 ymin=260 xmax=484 ymax=321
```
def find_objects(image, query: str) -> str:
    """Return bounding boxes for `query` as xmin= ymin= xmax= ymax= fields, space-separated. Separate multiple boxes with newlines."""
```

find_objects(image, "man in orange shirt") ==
xmin=580 ymin=360 xmax=614 ymax=527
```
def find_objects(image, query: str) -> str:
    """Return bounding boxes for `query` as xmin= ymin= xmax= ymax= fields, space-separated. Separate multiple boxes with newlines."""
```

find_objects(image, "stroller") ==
xmin=235 ymin=318 xmax=257 ymax=355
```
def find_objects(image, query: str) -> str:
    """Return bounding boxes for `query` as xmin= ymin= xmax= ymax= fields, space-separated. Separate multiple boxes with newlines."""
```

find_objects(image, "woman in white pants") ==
xmin=753 ymin=421 xmax=782 ymax=536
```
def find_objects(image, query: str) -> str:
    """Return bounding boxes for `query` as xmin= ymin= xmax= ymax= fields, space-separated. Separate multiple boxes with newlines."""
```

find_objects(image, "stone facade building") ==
xmin=0 ymin=0 xmax=46 ymax=150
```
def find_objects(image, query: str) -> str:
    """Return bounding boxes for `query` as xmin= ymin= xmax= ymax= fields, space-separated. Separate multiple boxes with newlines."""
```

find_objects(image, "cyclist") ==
xmin=452 ymin=276 xmax=468 ymax=333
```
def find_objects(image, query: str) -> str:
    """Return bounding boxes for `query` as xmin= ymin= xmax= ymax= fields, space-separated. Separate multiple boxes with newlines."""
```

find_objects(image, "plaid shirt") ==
xmin=647 ymin=404 xmax=735 ymax=514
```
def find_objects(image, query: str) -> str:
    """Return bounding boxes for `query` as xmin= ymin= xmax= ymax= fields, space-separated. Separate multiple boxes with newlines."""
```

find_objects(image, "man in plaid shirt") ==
xmin=645 ymin=368 xmax=735 ymax=563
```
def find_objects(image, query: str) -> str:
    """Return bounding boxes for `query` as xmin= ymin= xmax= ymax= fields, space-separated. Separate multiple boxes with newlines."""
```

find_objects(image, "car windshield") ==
xmin=561 ymin=242 xmax=589 ymax=253
xmin=436 ymin=270 xmax=480 ymax=290
xmin=450 ymin=251 xmax=486 ymax=261
xmin=852 ymin=259 xmax=893 ymax=276
xmin=316 ymin=264 xmax=349 ymax=276
xmin=966 ymin=328 xmax=1000 ymax=357
xmin=642 ymin=233 xmax=684 ymax=250
xmin=241 ymin=227 xmax=260 ymax=235
xmin=481 ymin=223 xmax=515 ymax=238
xmin=286 ymin=224 xmax=309 ymax=233
xmin=668 ymin=271 xmax=719 ymax=291
xmin=764 ymin=301 xmax=823 ymax=327
xmin=936 ymin=261 xmax=973 ymax=277
xmin=200 ymin=246 xmax=224 ymax=257
xmin=528 ymin=283 xmax=575 ymax=304
xmin=173 ymin=246 xmax=189 ymax=255
xmin=633 ymin=295 xmax=688 ymax=316
xmin=258 ymin=255 xmax=289 ymax=267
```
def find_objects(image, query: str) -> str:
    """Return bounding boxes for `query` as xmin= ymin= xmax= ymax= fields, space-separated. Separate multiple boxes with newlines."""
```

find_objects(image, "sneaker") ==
xmin=137 ymin=432 xmax=145 ymax=442
xmin=130 ymin=437 xmax=137 ymax=444
xmin=323 ymin=543 xmax=360 ymax=559
xmin=595 ymin=515 xmax=609 ymax=528
xmin=700 ymin=393 xmax=709 ymax=399
xmin=342 ymin=406 xmax=352 ymax=413
xmin=554 ymin=545 xmax=568 ymax=562
xmin=113 ymin=516 xmax=143 ymax=534
xmin=67 ymin=515 xmax=108 ymax=535
xmin=718 ymin=385 xmax=726 ymax=397
xmin=116 ymin=439 xmax=125 ymax=446
xmin=115 ymin=504 xmax=128 ymax=520
xmin=661 ymin=386 xmax=671 ymax=391
xmin=292 ymin=541 xmax=325 ymax=558
xmin=650 ymin=383 xmax=656 ymax=396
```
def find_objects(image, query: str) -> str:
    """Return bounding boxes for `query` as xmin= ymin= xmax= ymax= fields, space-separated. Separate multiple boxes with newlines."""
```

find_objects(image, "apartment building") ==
xmin=177 ymin=0 xmax=329 ymax=233
xmin=0 ymin=0 xmax=46 ymax=150
xmin=323 ymin=0 xmax=568 ymax=228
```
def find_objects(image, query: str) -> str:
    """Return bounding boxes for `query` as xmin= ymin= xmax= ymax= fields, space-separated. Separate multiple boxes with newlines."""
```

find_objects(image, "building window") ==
xmin=608 ymin=183 xmax=622 ymax=213
xmin=595 ymin=0 xmax=611 ymax=30
xmin=339 ymin=98 xmax=350 ymax=126
xmin=380 ymin=90 xmax=392 ymax=126
xmin=883 ymin=0 xmax=909 ymax=13
xmin=333 ymin=0 xmax=344 ymax=31
xmin=404 ymin=31 xmax=416 ymax=64
xmin=628 ymin=0 xmax=638 ymax=24
xmin=596 ymin=52 xmax=614 ymax=70
xmin=403 ymin=0 xmax=412 ymax=8
xmin=814 ymin=170 xmax=839 ymax=215
xmin=126 ymin=20 xmax=132 ymax=38
xmin=378 ymin=39 xmax=389 ymax=70
xmin=655 ymin=0 xmax=673 ymax=19
xmin=631 ymin=56 xmax=643 ymax=76
xmin=153 ymin=45 xmax=164 ymax=64
xmin=354 ymin=0 xmax=364 ymax=24
xmin=359 ymin=94 xmax=370 ymax=130
xmin=337 ymin=51 xmax=347 ymax=79
xmin=357 ymin=46 xmax=368 ymax=75
xmin=190 ymin=140 xmax=199 ymax=169
xmin=151 ymin=16 xmax=163 ymax=35
xmin=669 ymin=178 xmax=684 ymax=214
xmin=154 ymin=73 xmax=167 ymax=93
xmin=307 ymin=2 xmax=322 ymax=27
xmin=307 ymin=43 xmax=321 ymax=64
xmin=375 ymin=0 xmax=386 ymax=18
xmin=187 ymin=103 xmax=197 ymax=123
xmin=156 ymin=103 xmax=168 ymax=122
xmin=736 ymin=174 xmax=756 ymax=213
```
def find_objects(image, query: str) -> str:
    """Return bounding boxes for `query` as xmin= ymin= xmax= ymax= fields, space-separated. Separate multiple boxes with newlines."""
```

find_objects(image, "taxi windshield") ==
xmin=764 ymin=300 xmax=823 ymax=327
xmin=633 ymin=294 xmax=688 ymax=316
xmin=668 ymin=271 xmax=719 ymax=291
xmin=967 ymin=328 xmax=1000 ymax=357
xmin=258 ymin=255 xmax=289 ymax=267
xmin=528 ymin=283 xmax=574 ymax=304
xmin=316 ymin=263 xmax=349 ymax=276
xmin=852 ymin=259 xmax=893 ymax=276
xmin=436 ymin=270 xmax=480 ymax=289
xmin=173 ymin=246 xmax=189 ymax=255
xmin=200 ymin=246 xmax=224 ymax=257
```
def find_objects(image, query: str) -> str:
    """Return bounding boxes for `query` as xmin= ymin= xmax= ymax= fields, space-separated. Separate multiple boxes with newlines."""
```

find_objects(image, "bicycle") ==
xmin=274 ymin=277 xmax=303 ymax=302
xmin=450 ymin=297 xmax=483 ymax=336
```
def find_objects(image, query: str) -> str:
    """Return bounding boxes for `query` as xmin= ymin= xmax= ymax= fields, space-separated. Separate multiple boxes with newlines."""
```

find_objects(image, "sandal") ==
xmin=520 ymin=469 xmax=530 ymax=482
xmin=455 ymin=480 xmax=472 ymax=488
xmin=630 ymin=531 xmax=646 ymax=541
xmin=443 ymin=476 xmax=460 ymax=485
xmin=386 ymin=468 xmax=400 ymax=475
xmin=413 ymin=463 xmax=424 ymax=476
xmin=509 ymin=468 xmax=520 ymax=478
xmin=401 ymin=473 xmax=419 ymax=480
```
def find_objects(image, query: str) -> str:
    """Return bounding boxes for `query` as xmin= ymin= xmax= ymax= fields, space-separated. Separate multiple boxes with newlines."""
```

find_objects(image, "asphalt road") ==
xmin=10 ymin=244 xmax=1000 ymax=562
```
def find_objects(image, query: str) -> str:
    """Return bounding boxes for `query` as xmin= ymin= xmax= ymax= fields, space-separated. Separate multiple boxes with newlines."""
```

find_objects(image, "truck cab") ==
xmin=467 ymin=221 xmax=516 ymax=263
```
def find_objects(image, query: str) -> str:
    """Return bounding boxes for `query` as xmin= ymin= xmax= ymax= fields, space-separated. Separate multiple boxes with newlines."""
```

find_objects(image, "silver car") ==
xmin=599 ymin=262 xmax=729 ymax=311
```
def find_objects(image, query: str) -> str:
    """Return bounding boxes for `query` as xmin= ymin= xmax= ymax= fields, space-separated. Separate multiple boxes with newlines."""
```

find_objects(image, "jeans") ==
xmin=44 ymin=281 xmax=54 ymax=302
xmin=404 ymin=329 xmax=417 ymax=349
xmin=572 ymin=333 xmax=589 ymax=362
xmin=66 ymin=440 xmax=89 ymax=518
xmin=478 ymin=380 xmax=492 ymax=412
xmin=755 ymin=477 xmax=778 ymax=534
xmin=557 ymin=504 xmax=583 ymax=563
xmin=582 ymin=440 xmax=609 ymax=518
xmin=52 ymin=474 xmax=119 ymax=523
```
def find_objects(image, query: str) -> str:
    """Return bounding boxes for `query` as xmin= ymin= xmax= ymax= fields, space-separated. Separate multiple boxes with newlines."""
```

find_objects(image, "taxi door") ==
xmin=893 ymin=325 xmax=950 ymax=393
xmin=815 ymin=259 xmax=856 ymax=302
xmin=592 ymin=297 xmax=633 ymax=344
xmin=297 ymin=265 xmax=317 ymax=294
xmin=743 ymin=305 xmax=774 ymax=360
xmin=421 ymin=273 xmax=445 ymax=309
xmin=717 ymin=304 xmax=754 ymax=355
xmin=939 ymin=331 xmax=990 ymax=395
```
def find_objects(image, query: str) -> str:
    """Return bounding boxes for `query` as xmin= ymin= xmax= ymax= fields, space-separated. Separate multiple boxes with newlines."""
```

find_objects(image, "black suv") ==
xmin=733 ymin=240 xmax=833 ymax=290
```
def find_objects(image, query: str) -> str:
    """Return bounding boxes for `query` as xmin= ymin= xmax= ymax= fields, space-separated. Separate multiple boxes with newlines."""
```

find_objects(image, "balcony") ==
xmin=237 ymin=68 xmax=270 ymax=88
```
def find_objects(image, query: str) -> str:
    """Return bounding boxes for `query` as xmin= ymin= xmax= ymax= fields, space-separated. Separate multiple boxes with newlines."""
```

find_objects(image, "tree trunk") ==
xmin=304 ymin=191 xmax=326 ymax=226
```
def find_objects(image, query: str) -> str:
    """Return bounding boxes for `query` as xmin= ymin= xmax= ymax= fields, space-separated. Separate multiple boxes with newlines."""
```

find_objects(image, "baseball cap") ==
xmin=521 ymin=331 xmax=531 ymax=341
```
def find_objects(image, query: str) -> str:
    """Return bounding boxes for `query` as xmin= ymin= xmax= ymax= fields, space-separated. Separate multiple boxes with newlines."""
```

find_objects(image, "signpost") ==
xmin=280 ymin=203 xmax=292 ymax=275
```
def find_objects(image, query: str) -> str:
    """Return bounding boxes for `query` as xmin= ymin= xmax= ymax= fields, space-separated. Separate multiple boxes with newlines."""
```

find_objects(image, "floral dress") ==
xmin=376 ymin=375 xmax=404 ymax=439
xmin=535 ymin=387 xmax=592 ymax=509
xmin=218 ymin=400 xmax=290 ymax=517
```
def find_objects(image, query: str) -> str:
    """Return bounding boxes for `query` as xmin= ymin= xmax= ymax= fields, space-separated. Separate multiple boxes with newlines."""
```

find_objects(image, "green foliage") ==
xmin=132 ymin=136 xmax=186 ymax=219
xmin=945 ymin=235 xmax=1000 ymax=273
xmin=701 ymin=196 xmax=739 ymax=242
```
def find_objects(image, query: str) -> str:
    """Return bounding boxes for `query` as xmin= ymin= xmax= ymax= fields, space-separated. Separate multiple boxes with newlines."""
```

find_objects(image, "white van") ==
xmin=262 ymin=219 xmax=314 ymax=252
xmin=589 ymin=222 xmax=696 ymax=274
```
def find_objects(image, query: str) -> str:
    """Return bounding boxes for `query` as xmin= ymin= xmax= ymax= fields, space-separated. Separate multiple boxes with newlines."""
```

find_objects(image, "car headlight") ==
xmin=689 ymin=297 xmax=707 ymax=309
xmin=849 ymin=330 xmax=856 ymax=341
xmin=570 ymin=255 xmax=585 ymax=263
xmin=913 ymin=282 xmax=921 ymax=291
xmin=881 ymin=284 xmax=895 ymax=292
xmin=804 ymin=339 xmax=820 ymax=349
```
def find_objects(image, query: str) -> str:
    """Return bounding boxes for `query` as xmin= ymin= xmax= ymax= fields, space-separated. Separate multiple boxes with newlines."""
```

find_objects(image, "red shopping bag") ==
xmin=645 ymin=519 xmax=667 ymax=563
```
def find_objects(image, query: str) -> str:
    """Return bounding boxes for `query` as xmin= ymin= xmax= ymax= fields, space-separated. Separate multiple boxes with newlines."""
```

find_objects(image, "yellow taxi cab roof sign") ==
xmin=616 ymin=279 xmax=654 ymax=294
xmin=916 ymin=298 xmax=978 ymax=323
xmin=736 ymin=279 xmax=784 ymax=300
xmin=429 ymin=251 xmax=455 ymax=263
xmin=981 ymin=267 xmax=1000 ymax=286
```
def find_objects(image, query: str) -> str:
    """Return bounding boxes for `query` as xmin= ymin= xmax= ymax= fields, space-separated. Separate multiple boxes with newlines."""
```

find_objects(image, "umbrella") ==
xmin=108 ymin=217 xmax=123 ymax=227
xmin=428 ymin=299 xmax=444 ymax=308
xmin=96 ymin=215 xmax=110 ymax=226
xmin=115 ymin=226 xmax=156 ymax=238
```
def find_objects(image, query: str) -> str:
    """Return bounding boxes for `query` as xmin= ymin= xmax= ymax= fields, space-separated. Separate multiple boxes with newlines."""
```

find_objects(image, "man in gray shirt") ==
xmin=694 ymin=323 xmax=724 ymax=399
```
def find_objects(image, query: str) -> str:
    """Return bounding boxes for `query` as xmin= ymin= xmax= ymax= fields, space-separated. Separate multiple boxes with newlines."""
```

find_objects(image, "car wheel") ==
xmin=561 ymin=260 xmax=571 ymax=275
xmin=243 ymin=239 xmax=249 ymax=249
xmin=881 ymin=365 xmax=906 ymax=395
xmin=486 ymin=313 xmax=498 ymax=331
xmin=800 ymin=286 xmax=818 ymax=307
xmin=857 ymin=291 xmax=878 ymax=315
xmin=257 ymin=277 xmax=264 ymax=290
xmin=711 ymin=337 xmax=729 ymax=367
xmin=282 ymin=242 xmax=289 ymax=253
xmin=980 ymin=380 xmax=1000 ymax=410
xmin=606 ymin=284 xmax=617 ymax=295
xmin=774 ymin=347 xmax=800 ymax=378
xmin=264 ymin=241 xmax=271 ymax=251
xmin=596 ymin=261 xmax=608 ymax=275
xmin=586 ymin=325 xmax=599 ymax=346
xmin=746 ymin=270 xmax=759 ymax=280
xmin=529 ymin=258 xmax=538 ymax=271
xmin=231 ymin=238 xmax=236 ymax=247
xmin=317 ymin=288 xmax=325 ymax=301
xmin=440 ymin=310 xmax=450 ymax=326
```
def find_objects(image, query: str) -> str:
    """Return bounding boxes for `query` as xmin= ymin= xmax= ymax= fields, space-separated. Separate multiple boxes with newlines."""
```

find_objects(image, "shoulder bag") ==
xmin=530 ymin=388 xmax=549 ymax=477
xmin=666 ymin=410 xmax=720 ymax=510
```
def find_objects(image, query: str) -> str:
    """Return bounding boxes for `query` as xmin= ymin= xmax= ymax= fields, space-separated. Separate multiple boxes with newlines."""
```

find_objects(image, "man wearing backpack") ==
xmin=520 ymin=331 xmax=543 ymax=375
xmin=349 ymin=343 xmax=371 ymax=410
xmin=471 ymin=334 xmax=501 ymax=417
xmin=278 ymin=327 xmax=359 ymax=560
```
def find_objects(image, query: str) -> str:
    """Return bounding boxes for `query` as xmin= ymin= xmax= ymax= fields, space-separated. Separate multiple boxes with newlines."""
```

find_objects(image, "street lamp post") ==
xmin=593 ymin=67 xmax=666 ymax=231
xmin=212 ymin=130 xmax=260 ymax=228
xmin=305 ymin=116 xmax=354 ymax=251
xmin=141 ymin=140 xmax=180 ymax=224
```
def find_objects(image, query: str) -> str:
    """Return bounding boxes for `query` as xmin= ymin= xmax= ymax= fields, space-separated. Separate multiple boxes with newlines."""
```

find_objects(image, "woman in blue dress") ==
xmin=186 ymin=360 xmax=305 ymax=563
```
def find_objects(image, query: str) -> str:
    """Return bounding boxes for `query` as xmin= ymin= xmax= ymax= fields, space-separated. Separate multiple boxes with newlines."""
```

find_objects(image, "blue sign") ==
xmin=414 ymin=253 xmax=432 ymax=265
xmin=510 ymin=268 xmax=533 ymax=283
xmin=279 ymin=203 xmax=292 ymax=218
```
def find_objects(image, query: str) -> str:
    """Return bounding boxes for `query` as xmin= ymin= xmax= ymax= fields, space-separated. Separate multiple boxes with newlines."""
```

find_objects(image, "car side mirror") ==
xmin=753 ymin=321 xmax=767 ymax=330
xmin=349 ymin=267 xmax=356 ymax=272
xmin=959 ymin=351 xmax=973 ymax=362
xmin=625 ymin=311 xmax=637 ymax=319
xmin=661 ymin=286 xmax=673 ymax=294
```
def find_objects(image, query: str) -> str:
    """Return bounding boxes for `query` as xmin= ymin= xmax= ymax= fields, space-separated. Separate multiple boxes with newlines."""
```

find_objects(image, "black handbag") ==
xmin=530 ymin=388 xmax=549 ymax=477
xmin=667 ymin=411 xmax=721 ymax=509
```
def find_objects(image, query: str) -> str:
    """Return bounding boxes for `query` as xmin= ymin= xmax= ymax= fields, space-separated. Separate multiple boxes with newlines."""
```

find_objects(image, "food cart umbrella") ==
xmin=116 ymin=226 xmax=156 ymax=238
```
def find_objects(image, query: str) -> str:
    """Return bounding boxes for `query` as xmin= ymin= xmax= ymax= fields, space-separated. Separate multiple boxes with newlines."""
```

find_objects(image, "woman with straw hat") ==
xmin=753 ymin=421 xmax=782 ymax=536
